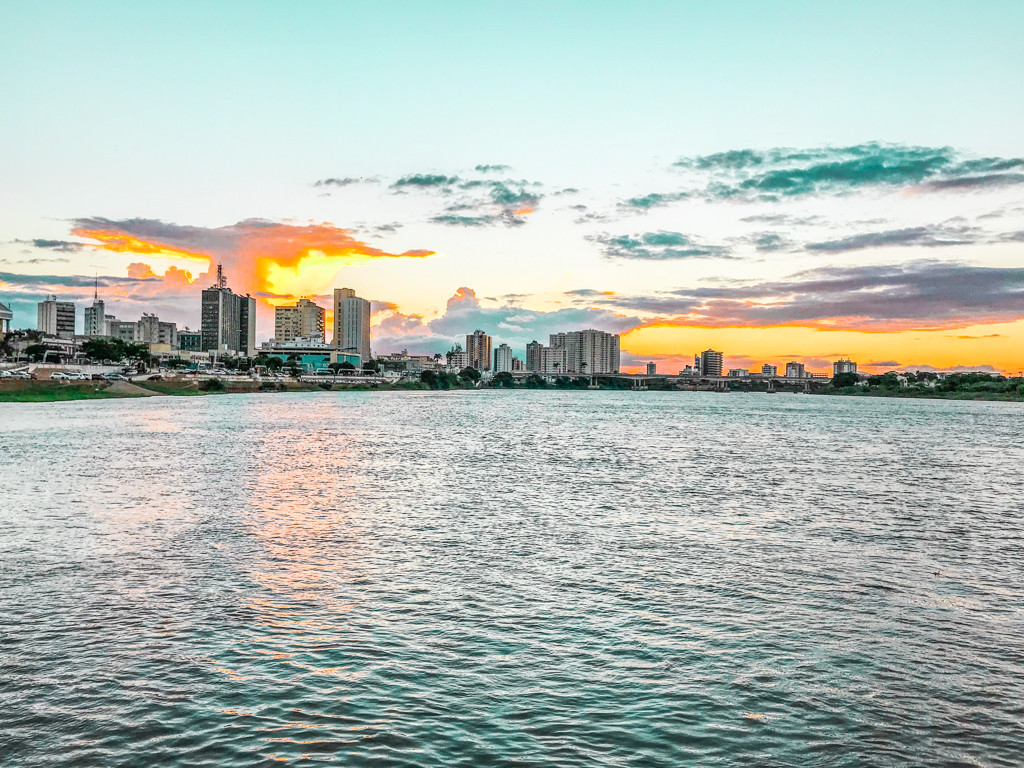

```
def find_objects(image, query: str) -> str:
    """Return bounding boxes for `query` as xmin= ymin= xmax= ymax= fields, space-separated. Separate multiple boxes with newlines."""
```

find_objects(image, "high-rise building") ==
xmin=466 ymin=329 xmax=492 ymax=371
xmin=333 ymin=288 xmax=371 ymax=362
xmin=202 ymin=265 xmax=256 ymax=356
xmin=697 ymin=349 xmax=723 ymax=377
xmin=646 ymin=361 xmax=657 ymax=375
xmin=137 ymin=314 xmax=178 ymax=347
xmin=494 ymin=343 xmax=513 ymax=373
xmin=0 ymin=301 xmax=12 ymax=334
xmin=761 ymin=364 xmax=778 ymax=376
xmin=275 ymin=298 xmax=326 ymax=344
xmin=548 ymin=329 xmax=620 ymax=374
xmin=526 ymin=341 xmax=543 ymax=373
xmin=84 ymin=280 xmax=107 ymax=337
xmin=785 ymin=362 xmax=806 ymax=378
xmin=833 ymin=359 xmax=857 ymax=376
xmin=511 ymin=356 xmax=524 ymax=372
xmin=37 ymin=296 xmax=75 ymax=338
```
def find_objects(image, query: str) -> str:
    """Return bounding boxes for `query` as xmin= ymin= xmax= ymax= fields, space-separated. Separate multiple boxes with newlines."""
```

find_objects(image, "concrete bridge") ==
xmin=508 ymin=370 xmax=832 ymax=392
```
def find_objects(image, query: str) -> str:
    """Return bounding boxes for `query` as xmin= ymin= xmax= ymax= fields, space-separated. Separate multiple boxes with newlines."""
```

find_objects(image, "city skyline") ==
xmin=2 ymin=2 xmax=1024 ymax=374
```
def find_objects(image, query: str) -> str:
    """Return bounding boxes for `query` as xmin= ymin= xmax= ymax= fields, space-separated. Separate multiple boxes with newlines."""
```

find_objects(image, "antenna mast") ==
xmin=217 ymin=263 xmax=226 ymax=289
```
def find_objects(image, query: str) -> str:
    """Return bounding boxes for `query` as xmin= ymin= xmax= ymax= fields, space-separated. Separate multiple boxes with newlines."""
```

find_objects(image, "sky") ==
xmin=2 ymin=0 xmax=1023 ymax=374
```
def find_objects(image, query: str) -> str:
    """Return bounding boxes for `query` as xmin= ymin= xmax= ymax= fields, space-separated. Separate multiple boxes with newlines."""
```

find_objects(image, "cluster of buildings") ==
xmin=641 ymin=349 xmax=858 ymax=380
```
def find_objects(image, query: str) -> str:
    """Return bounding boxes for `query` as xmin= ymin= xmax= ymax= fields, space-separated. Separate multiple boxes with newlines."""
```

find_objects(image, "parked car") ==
xmin=51 ymin=372 xmax=71 ymax=381
xmin=103 ymin=373 xmax=127 ymax=381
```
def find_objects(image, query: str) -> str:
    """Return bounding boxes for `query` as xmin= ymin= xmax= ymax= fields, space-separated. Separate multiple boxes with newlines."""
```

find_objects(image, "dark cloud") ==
xmin=576 ymin=261 xmax=1024 ymax=330
xmin=430 ymin=215 xmax=494 ymax=228
xmin=805 ymin=224 xmax=981 ymax=253
xmin=313 ymin=176 xmax=380 ymax=187
xmin=392 ymin=174 xmax=461 ymax=189
xmin=0 ymin=257 xmax=71 ymax=264
xmin=617 ymin=192 xmax=689 ymax=211
xmin=747 ymin=232 xmax=794 ymax=253
xmin=588 ymin=231 xmax=732 ymax=261
xmin=739 ymin=213 xmax=826 ymax=226
xmin=674 ymin=143 xmax=1024 ymax=201
xmin=12 ymin=238 xmax=85 ymax=252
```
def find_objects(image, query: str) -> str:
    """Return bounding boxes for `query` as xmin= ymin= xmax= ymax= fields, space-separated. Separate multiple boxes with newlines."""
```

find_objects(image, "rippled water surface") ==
xmin=2 ymin=391 xmax=1023 ymax=767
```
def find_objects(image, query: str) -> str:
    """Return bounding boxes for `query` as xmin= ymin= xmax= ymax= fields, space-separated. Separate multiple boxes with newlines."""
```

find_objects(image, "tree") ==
xmin=82 ymin=338 xmax=118 ymax=363
xmin=458 ymin=366 xmax=481 ymax=383
xmin=339 ymin=361 xmax=356 ymax=375
xmin=523 ymin=374 xmax=547 ymax=389
xmin=25 ymin=344 xmax=48 ymax=362
xmin=492 ymin=371 xmax=515 ymax=388
xmin=831 ymin=371 xmax=860 ymax=388
xmin=363 ymin=358 xmax=380 ymax=372
xmin=266 ymin=356 xmax=283 ymax=371
xmin=420 ymin=370 xmax=439 ymax=388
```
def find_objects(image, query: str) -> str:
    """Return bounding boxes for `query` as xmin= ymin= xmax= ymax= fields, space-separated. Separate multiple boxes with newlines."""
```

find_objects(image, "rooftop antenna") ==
xmin=94 ymin=274 xmax=98 ymax=302
xmin=217 ymin=263 xmax=226 ymax=289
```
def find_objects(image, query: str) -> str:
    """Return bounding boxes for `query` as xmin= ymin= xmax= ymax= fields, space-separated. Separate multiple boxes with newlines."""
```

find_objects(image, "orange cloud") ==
xmin=71 ymin=217 xmax=433 ymax=300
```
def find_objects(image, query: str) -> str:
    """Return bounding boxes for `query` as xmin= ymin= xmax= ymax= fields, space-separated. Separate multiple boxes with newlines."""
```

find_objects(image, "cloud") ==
xmin=430 ymin=215 xmax=495 ymax=228
xmin=70 ymin=217 xmax=432 ymax=296
xmin=474 ymin=164 xmax=511 ymax=173
xmin=587 ymin=231 xmax=732 ymax=261
xmin=805 ymin=223 xmax=981 ymax=253
xmin=391 ymin=174 xmax=461 ymax=189
xmin=9 ymin=217 xmax=436 ymax=335
xmin=370 ymin=286 xmax=642 ymax=357
xmin=25 ymin=238 xmax=86 ymax=252
xmin=313 ymin=176 xmax=380 ymax=187
xmin=617 ymin=192 xmax=689 ymax=212
xmin=674 ymin=143 xmax=1024 ymax=201
xmin=746 ymin=232 xmax=794 ymax=253
xmin=388 ymin=172 xmax=543 ymax=227
xmin=576 ymin=261 xmax=1024 ymax=331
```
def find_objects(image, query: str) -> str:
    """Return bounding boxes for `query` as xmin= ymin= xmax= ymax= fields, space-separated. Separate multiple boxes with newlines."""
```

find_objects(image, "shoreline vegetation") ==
xmin=1 ymin=370 xmax=1022 ymax=403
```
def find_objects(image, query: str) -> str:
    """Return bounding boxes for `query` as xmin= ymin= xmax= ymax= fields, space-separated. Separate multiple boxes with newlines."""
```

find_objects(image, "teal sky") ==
xmin=2 ymin=1 xmax=1024 ymax=372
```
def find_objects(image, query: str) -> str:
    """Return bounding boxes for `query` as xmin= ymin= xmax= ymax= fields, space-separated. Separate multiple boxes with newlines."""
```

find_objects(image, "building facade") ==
xmin=178 ymin=329 xmax=202 ymax=352
xmin=333 ymin=288 xmax=371 ymax=362
xmin=548 ymin=330 xmax=620 ymax=374
xmin=0 ymin=301 xmax=12 ymax=334
xmin=202 ymin=268 xmax=256 ymax=356
xmin=275 ymin=298 xmax=326 ymax=344
xmin=833 ymin=359 xmax=857 ymax=375
xmin=84 ymin=299 xmax=107 ymax=337
xmin=446 ymin=344 xmax=470 ymax=371
xmin=646 ymin=362 xmax=657 ymax=375
xmin=494 ymin=343 xmax=513 ymax=373
xmin=785 ymin=362 xmax=806 ymax=378
xmin=697 ymin=349 xmax=723 ymax=377
xmin=37 ymin=296 xmax=75 ymax=338
xmin=466 ymin=329 xmax=492 ymax=371
xmin=761 ymin=364 xmax=778 ymax=376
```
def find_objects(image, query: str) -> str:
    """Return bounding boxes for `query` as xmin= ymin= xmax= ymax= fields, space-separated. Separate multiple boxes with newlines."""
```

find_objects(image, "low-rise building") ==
xmin=833 ymin=359 xmax=858 ymax=375
xmin=727 ymin=368 xmax=749 ymax=377
xmin=761 ymin=364 xmax=777 ymax=376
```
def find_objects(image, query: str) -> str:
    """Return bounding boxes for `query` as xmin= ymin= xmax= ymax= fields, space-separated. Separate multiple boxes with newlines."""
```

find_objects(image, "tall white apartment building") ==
xmin=37 ymin=296 xmax=76 ymax=338
xmin=333 ymin=288 xmax=371 ymax=362
xmin=548 ymin=329 xmax=620 ymax=374
xmin=494 ymin=343 xmax=513 ymax=373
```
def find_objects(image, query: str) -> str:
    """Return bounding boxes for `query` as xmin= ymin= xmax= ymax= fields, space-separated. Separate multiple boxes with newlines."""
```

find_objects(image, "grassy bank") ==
xmin=0 ymin=381 xmax=150 ymax=402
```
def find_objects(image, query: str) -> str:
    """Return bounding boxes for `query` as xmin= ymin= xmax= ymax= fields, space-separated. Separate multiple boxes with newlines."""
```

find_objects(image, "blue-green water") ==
xmin=1 ymin=391 xmax=1023 ymax=767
